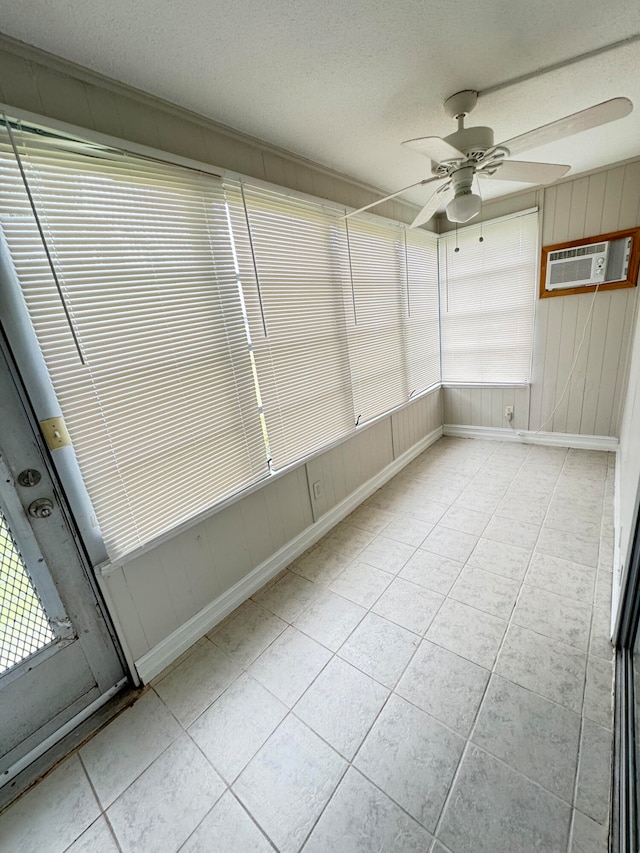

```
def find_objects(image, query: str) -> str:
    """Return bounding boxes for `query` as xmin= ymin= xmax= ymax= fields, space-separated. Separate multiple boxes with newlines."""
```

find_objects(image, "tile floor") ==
xmin=0 ymin=437 xmax=615 ymax=852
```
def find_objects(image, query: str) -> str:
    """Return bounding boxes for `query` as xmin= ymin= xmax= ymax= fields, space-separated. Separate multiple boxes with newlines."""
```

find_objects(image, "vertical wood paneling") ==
xmin=550 ymin=297 xmax=576 ymax=431
xmin=391 ymin=388 xmax=443 ymax=456
xmin=619 ymin=162 xmax=640 ymax=228
xmin=551 ymin=181 xmax=574 ymax=243
xmin=600 ymin=166 xmax=625 ymax=231
xmin=579 ymin=295 xmax=611 ymax=434
xmin=537 ymin=301 xmax=563 ymax=430
xmin=525 ymin=163 xmax=640 ymax=436
xmin=102 ymin=567 xmax=150 ymax=660
xmin=123 ymin=553 xmax=181 ymax=650
xmin=442 ymin=385 xmax=528 ymax=430
xmin=566 ymin=177 xmax=589 ymax=241
xmin=593 ymin=292 xmax=630 ymax=436
xmin=583 ymin=171 xmax=607 ymax=236
xmin=202 ymin=503 xmax=252 ymax=592
xmin=611 ymin=290 xmax=640 ymax=435
xmin=564 ymin=294 xmax=593 ymax=434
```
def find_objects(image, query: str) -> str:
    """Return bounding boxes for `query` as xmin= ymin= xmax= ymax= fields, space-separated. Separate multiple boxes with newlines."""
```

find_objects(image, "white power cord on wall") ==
xmin=528 ymin=280 xmax=602 ymax=436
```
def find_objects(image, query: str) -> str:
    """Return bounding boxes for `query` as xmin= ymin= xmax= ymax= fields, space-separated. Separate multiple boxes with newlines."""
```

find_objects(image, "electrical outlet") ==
xmin=312 ymin=481 xmax=321 ymax=500
xmin=505 ymin=405 xmax=514 ymax=421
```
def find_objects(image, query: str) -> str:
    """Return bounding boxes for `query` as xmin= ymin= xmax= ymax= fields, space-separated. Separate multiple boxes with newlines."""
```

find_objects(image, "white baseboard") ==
xmin=135 ymin=425 xmax=444 ymax=683
xmin=443 ymin=424 xmax=619 ymax=452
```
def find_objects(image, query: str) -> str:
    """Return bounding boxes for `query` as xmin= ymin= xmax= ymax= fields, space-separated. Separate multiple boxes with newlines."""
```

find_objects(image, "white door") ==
xmin=0 ymin=339 xmax=126 ymax=787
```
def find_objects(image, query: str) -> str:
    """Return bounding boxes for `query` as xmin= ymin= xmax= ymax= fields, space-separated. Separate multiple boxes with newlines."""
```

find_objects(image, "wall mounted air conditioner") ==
xmin=545 ymin=237 xmax=632 ymax=291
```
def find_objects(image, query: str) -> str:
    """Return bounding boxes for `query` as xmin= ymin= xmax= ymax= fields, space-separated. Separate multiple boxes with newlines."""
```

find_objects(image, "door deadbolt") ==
xmin=18 ymin=469 xmax=42 ymax=487
xmin=28 ymin=498 xmax=54 ymax=518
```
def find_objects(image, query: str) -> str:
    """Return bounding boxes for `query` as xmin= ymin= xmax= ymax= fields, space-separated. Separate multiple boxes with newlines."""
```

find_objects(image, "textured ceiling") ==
xmin=2 ymin=1 xmax=640 ymax=210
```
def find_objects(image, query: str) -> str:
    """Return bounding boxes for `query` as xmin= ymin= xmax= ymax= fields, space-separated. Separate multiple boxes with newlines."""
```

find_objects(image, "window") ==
xmin=224 ymin=181 xmax=355 ymax=469
xmin=0 ymin=115 xmax=535 ymax=562
xmin=439 ymin=209 xmax=537 ymax=384
xmin=343 ymin=217 xmax=440 ymax=424
xmin=0 ymin=121 xmax=268 ymax=559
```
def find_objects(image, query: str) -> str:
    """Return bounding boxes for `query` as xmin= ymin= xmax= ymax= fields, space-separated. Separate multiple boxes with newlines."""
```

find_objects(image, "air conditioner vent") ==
xmin=549 ymin=243 xmax=606 ymax=262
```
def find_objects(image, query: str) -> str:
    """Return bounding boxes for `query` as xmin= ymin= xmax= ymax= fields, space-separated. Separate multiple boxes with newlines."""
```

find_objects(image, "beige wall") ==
xmin=442 ymin=161 xmax=640 ymax=437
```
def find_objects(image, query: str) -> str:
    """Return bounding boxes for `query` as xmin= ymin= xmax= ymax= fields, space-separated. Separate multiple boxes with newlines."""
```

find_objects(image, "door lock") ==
xmin=18 ymin=469 xmax=42 ymax=487
xmin=28 ymin=498 xmax=54 ymax=518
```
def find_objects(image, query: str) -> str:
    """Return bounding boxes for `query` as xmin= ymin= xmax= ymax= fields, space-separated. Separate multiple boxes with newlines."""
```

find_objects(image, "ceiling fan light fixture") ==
xmin=446 ymin=190 xmax=482 ymax=223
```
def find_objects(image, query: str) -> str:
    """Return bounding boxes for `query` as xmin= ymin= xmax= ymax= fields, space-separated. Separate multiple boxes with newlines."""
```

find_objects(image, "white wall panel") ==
xmin=391 ymin=388 xmax=442 ymax=457
xmin=443 ymin=385 xmax=529 ymax=430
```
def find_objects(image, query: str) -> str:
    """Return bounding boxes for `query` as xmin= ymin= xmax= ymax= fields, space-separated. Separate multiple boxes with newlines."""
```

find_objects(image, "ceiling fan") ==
xmin=347 ymin=91 xmax=633 ymax=227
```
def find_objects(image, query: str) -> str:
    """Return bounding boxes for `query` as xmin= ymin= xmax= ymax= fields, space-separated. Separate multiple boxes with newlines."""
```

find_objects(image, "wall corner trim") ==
xmin=134 ymin=424 xmax=444 ymax=683
xmin=443 ymin=424 xmax=619 ymax=451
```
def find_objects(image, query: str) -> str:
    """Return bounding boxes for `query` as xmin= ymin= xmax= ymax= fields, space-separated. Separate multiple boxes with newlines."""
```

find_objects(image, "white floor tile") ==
xmin=355 ymin=694 xmax=464 ymax=831
xmin=328 ymin=560 xmax=393 ymax=607
xmin=426 ymin=598 xmax=507 ymax=669
xmin=107 ymin=735 xmax=224 ymax=853
xmin=513 ymin=584 xmax=592 ymax=650
xmin=399 ymin=549 xmax=463 ymax=595
xmin=80 ymin=689 xmax=182 ymax=808
xmin=293 ymin=588 xmax=366 ymax=650
xmin=234 ymin=716 xmax=346 ymax=853
xmin=421 ymin=525 xmax=478 ymax=563
xmin=252 ymin=571 xmax=320 ymax=622
xmin=467 ymin=537 xmax=532 ymax=581
xmin=64 ymin=817 xmax=119 ymax=852
xmin=339 ymin=612 xmax=419 ymax=688
xmin=154 ymin=640 xmax=241 ymax=727
xmin=188 ymin=673 xmax=287 ymax=782
xmin=525 ymin=552 xmax=596 ymax=604
xmin=439 ymin=745 xmax=571 ymax=853
xmin=248 ymin=626 xmax=331 ymax=706
xmin=396 ymin=640 xmax=489 ymax=736
xmin=472 ymin=675 xmax=581 ymax=802
xmin=180 ymin=791 xmax=273 ymax=853
xmin=210 ymin=600 xmax=287 ymax=667
xmin=372 ymin=577 xmax=444 ymax=634
xmin=495 ymin=624 xmax=586 ymax=713
xmin=0 ymin=756 xmax=99 ymax=853
xmin=294 ymin=657 xmax=388 ymax=758
xmin=302 ymin=767 xmax=432 ymax=853
xmin=449 ymin=565 xmax=520 ymax=620
xmin=357 ymin=536 xmax=417 ymax=574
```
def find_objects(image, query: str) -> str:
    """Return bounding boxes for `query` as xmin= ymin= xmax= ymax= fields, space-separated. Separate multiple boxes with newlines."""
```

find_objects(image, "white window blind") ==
xmin=224 ymin=181 xmax=355 ymax=469
xmin=404 ymin=228 xmax=441 ymax=393
xmin=344 ymin=217 xmax=409 ymax=422
xmin=0 ymin=122 xmax=268 ymax=559
xmin=439 ymin=210 xmax=537 ymax=383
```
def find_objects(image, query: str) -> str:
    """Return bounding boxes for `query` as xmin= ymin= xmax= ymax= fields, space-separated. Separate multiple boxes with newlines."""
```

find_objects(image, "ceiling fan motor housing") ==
xmin=443 ymin=126 xmax=495 ymax=162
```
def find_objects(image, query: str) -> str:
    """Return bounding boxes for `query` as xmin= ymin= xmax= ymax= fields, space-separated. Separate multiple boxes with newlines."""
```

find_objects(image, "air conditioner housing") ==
xmin=546 ymin=242 xmax=609 ymax=290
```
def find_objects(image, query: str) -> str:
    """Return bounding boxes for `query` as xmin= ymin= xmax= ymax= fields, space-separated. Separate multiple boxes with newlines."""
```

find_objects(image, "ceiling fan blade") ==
xmin=343 ymin=177 xmax=442 ymax=219
xmin=411 ymin=182 xmax=452 ymax=228
xmin=401 ymin=136 xmax=465 ymax=164
xmin=496 ymin=97 xmax=633 ymax=157
xmin=478 ymin=160 xmax=570 ymax=184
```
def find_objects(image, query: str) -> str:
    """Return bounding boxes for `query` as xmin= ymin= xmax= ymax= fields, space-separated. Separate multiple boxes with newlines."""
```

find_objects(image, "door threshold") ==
xmin=0 ymin=678 xmax=137 ymax=812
